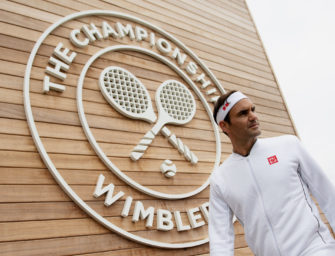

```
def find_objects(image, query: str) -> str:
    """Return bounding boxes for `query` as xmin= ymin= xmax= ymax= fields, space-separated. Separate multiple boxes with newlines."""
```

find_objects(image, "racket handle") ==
xmin=130 ymin=130 xmax=155 ymax=161
xmin=130 ymin=126 xmax=198 ymax=164
xmin=161 ymin=127 xmax=198 ymax=164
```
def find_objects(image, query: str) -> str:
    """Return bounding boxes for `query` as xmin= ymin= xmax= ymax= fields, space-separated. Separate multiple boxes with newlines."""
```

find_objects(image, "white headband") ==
xmin=216 ymin=91 xmax=248 ymax=123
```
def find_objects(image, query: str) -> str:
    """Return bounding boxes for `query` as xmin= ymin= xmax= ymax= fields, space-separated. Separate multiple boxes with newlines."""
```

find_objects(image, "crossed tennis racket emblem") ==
xmin=99 ymin=66 xmax=198 ymax=168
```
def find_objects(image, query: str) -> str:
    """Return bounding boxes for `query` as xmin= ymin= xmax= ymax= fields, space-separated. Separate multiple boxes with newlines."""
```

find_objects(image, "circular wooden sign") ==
xmin=24 ymin=11 xmax=225 ymax=248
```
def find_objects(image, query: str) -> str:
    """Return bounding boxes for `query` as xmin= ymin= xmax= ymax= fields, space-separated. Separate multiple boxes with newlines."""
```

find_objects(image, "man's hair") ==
xmin=213 ymin=90 xmax=237 ymax=124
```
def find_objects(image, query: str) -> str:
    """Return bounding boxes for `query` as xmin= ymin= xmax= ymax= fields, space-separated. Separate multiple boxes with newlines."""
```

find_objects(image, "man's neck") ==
xmin=232 ymin=137 xmax=257 ymax=156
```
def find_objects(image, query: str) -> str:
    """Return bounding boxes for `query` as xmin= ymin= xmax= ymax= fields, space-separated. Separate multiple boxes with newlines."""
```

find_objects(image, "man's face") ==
xmin=219 ymin=98 xmax=261 ymax=141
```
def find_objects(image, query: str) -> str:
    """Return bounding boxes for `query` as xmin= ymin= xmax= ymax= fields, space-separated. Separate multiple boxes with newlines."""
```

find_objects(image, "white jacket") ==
xmin=209 ymin=135 xmax=335 ymax=256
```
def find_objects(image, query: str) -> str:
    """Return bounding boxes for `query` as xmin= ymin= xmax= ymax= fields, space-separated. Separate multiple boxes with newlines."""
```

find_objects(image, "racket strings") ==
xmin=102 ymin=68 xmax=149 ymax=114
xmin=160 ymin=81 xmax=195 ymax=121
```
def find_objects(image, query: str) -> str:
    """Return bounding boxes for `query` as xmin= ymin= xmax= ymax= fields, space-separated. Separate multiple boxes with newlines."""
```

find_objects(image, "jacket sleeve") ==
xmin=209 ymin=179 xmax=235 ymax=256
xmin=295 ymin=136 xmax=335 ymax=233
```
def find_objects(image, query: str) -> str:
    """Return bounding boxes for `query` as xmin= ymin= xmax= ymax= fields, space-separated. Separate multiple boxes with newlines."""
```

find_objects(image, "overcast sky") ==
xmin=246 ymin=0 xmax=335 ymax=184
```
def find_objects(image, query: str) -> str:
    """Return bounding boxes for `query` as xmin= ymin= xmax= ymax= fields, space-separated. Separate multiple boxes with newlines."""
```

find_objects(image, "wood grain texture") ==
xmin=0 ymin=0 xmax=303 ymax=255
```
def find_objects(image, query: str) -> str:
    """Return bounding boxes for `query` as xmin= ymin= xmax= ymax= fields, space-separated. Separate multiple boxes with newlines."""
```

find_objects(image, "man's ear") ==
xmin=219 ymin=121 xmax=229 ymax=134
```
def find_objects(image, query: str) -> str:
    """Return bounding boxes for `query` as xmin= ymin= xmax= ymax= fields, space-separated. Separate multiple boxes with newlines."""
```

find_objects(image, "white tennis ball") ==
xmin=160 ymin=159 xmax=177 ymax=178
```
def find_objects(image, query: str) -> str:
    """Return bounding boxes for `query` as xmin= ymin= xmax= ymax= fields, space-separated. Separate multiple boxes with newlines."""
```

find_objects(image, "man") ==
xmin=209 ymin=90 xmax=335 ymax=256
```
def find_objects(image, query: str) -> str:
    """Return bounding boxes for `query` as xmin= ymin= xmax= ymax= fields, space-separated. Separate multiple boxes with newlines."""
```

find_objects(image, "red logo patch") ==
xmin=267 ymin=155 xmax=278 ymax=165
xmin=222 ymin=102 xmax=230 ymax=111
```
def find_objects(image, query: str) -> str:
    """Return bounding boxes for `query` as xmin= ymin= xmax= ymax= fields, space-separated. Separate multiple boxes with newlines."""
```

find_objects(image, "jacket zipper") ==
xmin=247 ymin=158 xmax=283 ymax=256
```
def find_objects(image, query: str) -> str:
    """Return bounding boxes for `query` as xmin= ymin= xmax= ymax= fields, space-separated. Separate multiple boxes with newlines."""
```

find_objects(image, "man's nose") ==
xmin=249 ymin=111 xmax=258 ymax=121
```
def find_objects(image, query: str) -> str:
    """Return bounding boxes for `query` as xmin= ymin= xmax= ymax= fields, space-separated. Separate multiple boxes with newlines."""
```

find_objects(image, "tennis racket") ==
xmin=99 ymin=66 xmax=156 ymax=123
xmin=130 ymin=80 xmax=197 ymax=163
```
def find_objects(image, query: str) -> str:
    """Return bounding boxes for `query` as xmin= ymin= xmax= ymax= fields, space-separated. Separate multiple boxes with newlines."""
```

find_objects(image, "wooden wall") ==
xmin=0 ymin=0 xmax=298 ymax=255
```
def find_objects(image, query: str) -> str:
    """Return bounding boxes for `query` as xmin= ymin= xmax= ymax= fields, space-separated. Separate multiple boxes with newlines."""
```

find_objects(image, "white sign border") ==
xmin=23 ymin=10 xmax=227 ymax=248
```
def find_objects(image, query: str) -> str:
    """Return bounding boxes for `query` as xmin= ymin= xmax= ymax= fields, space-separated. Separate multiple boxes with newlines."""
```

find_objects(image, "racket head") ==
xmin=155 ymin=80 xmax=196 ymax=125
xmin=99 ymin=66 xmax=156 ymax=123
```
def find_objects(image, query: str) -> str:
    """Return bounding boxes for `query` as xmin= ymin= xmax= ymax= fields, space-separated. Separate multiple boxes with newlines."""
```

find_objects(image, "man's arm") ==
xmin=209 ymin=180 xmax=235 ymax=256
xmin=295 ymin=136 xmax=335 ymax=233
